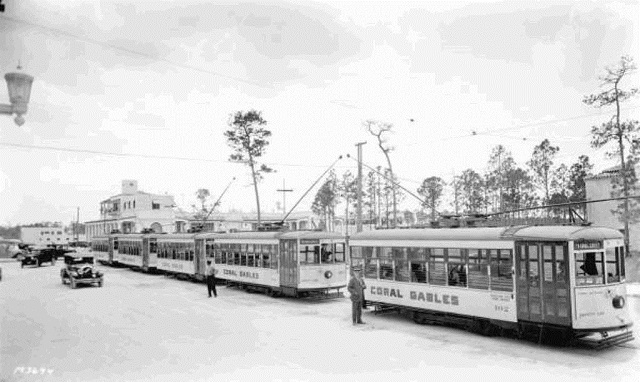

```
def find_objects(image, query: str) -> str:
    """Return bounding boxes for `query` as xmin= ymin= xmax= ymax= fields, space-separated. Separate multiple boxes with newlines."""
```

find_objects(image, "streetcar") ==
xmin=155 ymin=233 xmax=198 ymax=277
xmin=113 ymin=233 xmax=158 ymax=272
xmin=349 ymin=225 xmax=633 ymax=347
xmin=91 ymin=235 xmax=112 ymax=265
xmin=203 ymin=230 xmax=348 ymax=297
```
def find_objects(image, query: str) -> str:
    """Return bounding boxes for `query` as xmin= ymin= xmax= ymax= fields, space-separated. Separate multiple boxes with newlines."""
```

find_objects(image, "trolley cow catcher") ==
xmin=349 ymin=225 xmax=634 ymax=347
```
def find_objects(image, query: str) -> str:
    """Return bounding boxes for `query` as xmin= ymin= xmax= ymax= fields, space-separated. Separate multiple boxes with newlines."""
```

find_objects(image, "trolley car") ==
xmin=205 ymin=230 xmax=347 ymax=297
xmin=91 ymin=235 xmax=112 ymax=265
xmin=155 ymin=233 xmax=198 ymax=277
xmin=349 ymin=225 xmax=633 ymax=347
xmin=113 ymin=234 xmax=158 ymax=272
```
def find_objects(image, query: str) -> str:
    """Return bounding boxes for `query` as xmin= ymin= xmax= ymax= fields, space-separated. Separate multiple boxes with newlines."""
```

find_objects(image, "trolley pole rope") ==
xmin=200 ymin=177 xmax=236 ymax=228
xmin=280 ymin=156 xmax=343 ymax=225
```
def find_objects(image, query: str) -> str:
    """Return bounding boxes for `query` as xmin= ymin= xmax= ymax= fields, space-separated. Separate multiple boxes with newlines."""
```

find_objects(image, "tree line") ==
xmin=310 ymin=55 xmax=639 ymax=243
xmin=191 ymin=55 xmax=637 ymax=257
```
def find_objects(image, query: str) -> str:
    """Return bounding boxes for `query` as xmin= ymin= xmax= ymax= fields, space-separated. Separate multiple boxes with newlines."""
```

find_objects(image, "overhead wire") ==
xmin=0 ymin=14 xmax=267 ymax=88
xmin=0 ymin=141 xmax=342 ymax=169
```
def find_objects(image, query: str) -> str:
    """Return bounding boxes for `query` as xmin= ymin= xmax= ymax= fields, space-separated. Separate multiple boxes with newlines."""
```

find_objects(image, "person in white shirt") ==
xmin=206 ymin=261 xmax=217 ymax=298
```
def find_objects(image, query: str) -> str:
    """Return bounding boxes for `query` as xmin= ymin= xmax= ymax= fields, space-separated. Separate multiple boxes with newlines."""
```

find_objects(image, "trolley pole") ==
xmin=356 ymin=141 xmax=367 ymax=233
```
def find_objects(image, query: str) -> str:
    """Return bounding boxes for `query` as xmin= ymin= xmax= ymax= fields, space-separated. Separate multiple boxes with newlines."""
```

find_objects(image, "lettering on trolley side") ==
xmin=223 ymin=269 xmax=260 ymax=279
xmin=369 ymin=285 xmax=459 ymax=306
xmin=159 ymin=261 xmax=184 ymax=270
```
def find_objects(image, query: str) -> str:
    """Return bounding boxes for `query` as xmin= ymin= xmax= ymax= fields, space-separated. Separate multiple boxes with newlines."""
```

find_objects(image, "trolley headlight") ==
xmin=612 ymin=296 xmax=625 ymax=309
xmin=324 ymin=270 xmax=333 ymax=279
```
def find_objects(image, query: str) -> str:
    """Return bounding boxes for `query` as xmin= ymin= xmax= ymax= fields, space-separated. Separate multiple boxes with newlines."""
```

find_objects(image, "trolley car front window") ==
xmin=575 ymin=251 xmax=604 ymax=285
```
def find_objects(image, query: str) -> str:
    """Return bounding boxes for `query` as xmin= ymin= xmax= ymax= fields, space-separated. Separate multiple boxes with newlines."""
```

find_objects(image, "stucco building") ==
xmin=85 ymin=180 xmax=176 ymax=239
xmin=20 ymin=225 xmax=83 ymax=246
xmin=585 ymin=166 xmax=640 ymax=253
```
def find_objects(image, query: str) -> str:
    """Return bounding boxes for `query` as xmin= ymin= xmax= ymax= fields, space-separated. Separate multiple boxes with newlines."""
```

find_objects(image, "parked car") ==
xmin=60 ymin=254 xmax=103 ymax=288
xmin=43 ymin=244 xmax=73 ymax=260
xmin=13 ymin=243 xmax=34 ymax=259
xmin=21 ymin=249 xmax=57 ymax=268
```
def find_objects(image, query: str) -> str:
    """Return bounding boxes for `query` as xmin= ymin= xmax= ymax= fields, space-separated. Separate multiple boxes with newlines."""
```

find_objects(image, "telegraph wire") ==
xmin=0 ymin=141 xmax=342 ymax=169
xmin=4 ymin=14 xmax=639 ymax=137
xmin=424 ymin=105 xmax=640 ymax=144
xmin=0 ymin=14 xmax=266 ymax=88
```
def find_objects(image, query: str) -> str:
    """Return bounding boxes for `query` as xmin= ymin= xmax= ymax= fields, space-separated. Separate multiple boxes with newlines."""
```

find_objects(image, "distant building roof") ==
xmin=586 ymin=165 xmax=622 ymax=180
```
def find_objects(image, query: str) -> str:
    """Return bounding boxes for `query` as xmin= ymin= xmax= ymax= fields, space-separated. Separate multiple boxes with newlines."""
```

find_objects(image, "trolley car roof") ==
xmin=278 ymin=230 xmax=345 ymax=240
xmin=508 ymin=225 xmax=623 ymax=241
xmin=200 ymin=231 xmax=282 ymax=240
xmin=348 ymin=225 xmax=623 ymax=242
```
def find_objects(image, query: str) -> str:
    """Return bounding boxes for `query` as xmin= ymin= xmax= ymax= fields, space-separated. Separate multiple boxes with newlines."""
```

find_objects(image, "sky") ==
xmin=0 ymin=0 xmax=639 ymax=225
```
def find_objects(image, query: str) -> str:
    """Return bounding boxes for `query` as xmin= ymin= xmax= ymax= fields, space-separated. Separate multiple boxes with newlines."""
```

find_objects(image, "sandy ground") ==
xmin=1 ymin=260 xmax=638 ymax=382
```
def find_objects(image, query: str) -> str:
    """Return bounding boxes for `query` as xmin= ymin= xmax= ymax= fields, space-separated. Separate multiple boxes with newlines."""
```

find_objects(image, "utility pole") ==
xmin=355 ymin=141 xmax=367 ymax=232
xmin=277 ymin=179 xmax=293 ymax=215
xmin=75 ymin=207 xmax=80 ymax=242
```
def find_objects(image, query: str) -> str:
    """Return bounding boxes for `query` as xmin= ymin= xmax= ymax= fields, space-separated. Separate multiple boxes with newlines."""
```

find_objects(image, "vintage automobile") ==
xmin=44 ymin=244 xmax=73 ymax=260
xmin=21 ymin=248 xmax=57 ymax=268
xmin=60 ymin=254 xmax=104 ymax=288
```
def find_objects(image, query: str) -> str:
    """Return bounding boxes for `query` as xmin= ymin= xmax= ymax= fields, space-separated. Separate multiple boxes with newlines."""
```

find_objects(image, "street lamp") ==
xmin=0 ymin=65 xmax=34 ymax=126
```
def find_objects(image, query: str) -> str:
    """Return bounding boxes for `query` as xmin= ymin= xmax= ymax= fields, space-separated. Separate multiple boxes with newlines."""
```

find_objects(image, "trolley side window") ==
xmin=467 ymin=249 xmax=489 ymax=289
xmin=489 ymin=249 xmax=513 ymax=291
xmin=210 ymin=242 xmax=218 ymax=263
xmin=363 ymin=247 xmax=377 ymax=279
xmin=447 ymin=248 xmax=467 ymax=287
xmin=575 ymin=251 xmax=604 ymax=285
xmin=408 ymin=247 xmax=427 ymax=284
xmin=393 ymin=247 xmax=410 ymax=282
xmin=428 ymin=248 xmax=446 ymax=286
xmin=349 ymin=246 xmax=364 ymax=270
xmin=270 ymin=244 xmax=278 ymax=269
xmin=379 ymin=247 xmax=394 ymax=280
xmin=261 ymin=245 xmax=270 ymax=269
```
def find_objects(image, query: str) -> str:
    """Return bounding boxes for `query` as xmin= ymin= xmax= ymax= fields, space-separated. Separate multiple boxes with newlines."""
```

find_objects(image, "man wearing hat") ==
xmin=348 ymin=267 xmax=366 ymax=325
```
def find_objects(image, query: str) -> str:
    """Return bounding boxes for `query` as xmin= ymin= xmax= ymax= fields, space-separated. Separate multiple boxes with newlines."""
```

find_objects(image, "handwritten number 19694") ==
xmin=13 ymin=367 xmax=54 ymax=375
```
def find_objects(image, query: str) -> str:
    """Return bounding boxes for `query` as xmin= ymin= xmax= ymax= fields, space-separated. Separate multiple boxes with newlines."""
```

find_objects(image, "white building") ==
xmin=585 ymin=166 xmax=640 ymax=253
xmin=85 ymin=180 xmax=176 ymax=240
xmin=20 ymin=225 xmax=78 ymax=246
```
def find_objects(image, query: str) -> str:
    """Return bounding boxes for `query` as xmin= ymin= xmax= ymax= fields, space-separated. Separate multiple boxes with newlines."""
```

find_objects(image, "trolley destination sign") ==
xmin=573 ymin=240 xmax=603 ymax=250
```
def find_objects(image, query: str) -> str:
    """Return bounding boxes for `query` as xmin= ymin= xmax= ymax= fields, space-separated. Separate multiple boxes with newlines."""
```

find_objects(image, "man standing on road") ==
xmin=206 ymin=260 xmax=217 ymax=298
xmin=348 ymin=267 xmax=365 ymax=325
